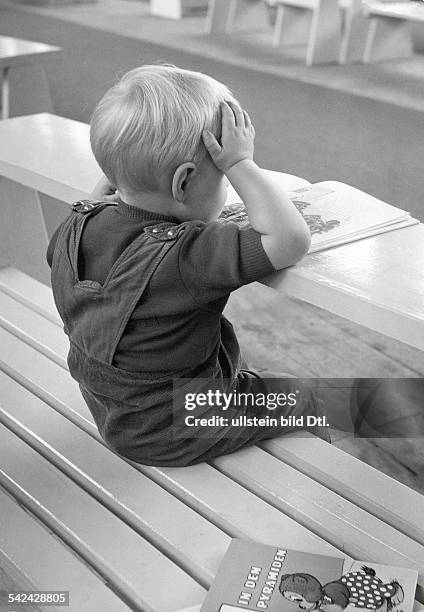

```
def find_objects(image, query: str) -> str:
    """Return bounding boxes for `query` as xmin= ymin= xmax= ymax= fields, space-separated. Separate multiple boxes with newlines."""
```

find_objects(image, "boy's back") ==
xmin=47 ymin=197 xmax=274 ymax=374
xmin=47 ymin=64 xmax=328 ymax=467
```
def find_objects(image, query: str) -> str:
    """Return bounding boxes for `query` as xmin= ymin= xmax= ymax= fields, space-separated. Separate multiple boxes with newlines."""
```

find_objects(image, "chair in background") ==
xmin=362 ymin=1 xmax=423 ymax=62
xmin=272 ymin=0 xmax=342 ymax=65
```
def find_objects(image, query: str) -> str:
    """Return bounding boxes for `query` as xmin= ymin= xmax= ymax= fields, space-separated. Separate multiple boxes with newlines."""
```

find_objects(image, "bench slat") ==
xmin=264 ymin=435 xmax=424 ymax=546
xmin=0 ymin=266 xmax=61 ymax=324
xmin=0 ymin=353 xmax=346 ymax=557
xmin=0 ymin=326 xmax=95 ymax=428
xmin=0 ymin=370 xmax=230 ymax=587
xmin=0 ymin=488 xmax=132 ymax=612
xmin=0 ymin=422 xmax=205 ymax=612
xmin=0 ymin=290 xmax=68 ymax=369
xmin=142 ymin=461 xmax=343 ymax=554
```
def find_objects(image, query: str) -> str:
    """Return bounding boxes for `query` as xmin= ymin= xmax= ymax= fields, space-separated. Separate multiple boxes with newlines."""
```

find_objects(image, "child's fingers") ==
xmin=225 ymin=100 xmax=244 ymax=127
xmin=243 ymin=110 xmax=253 ymax=128
xmin=221 ymin=100 xmax=237 ymax=127
xmin=202 ymin=130 xmax=222 ymax=158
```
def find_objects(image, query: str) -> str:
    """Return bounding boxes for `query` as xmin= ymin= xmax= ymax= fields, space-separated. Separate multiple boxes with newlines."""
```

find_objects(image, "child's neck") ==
xmin=120 ymin=190 xmax=181 ymax=220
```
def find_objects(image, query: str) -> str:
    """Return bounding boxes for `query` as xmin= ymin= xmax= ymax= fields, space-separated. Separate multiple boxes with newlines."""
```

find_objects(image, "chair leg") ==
xmin=306 ymin=0 xmax=341 ymax=65
xmin=273 ymin=5 xmax=284 ymax=46
xmin=226 ymin=0 xmax=268 ymax=32
xmin=339 ymin=0 xmax=370 ymax=63
xmin=1 ymin=67 xmax=9 ymax=120
xmin=273 ymin=4 xmax=312 ymax=48
xmin=205 ymin=0 xmax=232 ymax=32
xmin=224 ymin=0 xmax=238 ymax=31
xmin=363 ymin=16 xmax=413 ymax=63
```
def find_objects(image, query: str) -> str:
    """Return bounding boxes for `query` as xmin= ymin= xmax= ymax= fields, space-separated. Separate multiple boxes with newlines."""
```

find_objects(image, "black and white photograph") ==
xmin=0 ymin=0 xmax=423 ymax=610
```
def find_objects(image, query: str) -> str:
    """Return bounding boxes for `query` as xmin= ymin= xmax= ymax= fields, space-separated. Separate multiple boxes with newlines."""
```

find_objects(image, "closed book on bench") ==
xmin=199 ymin=539 xmax=418 ymax=612
xmin=221 ymin=173 xmax=419 ymax=254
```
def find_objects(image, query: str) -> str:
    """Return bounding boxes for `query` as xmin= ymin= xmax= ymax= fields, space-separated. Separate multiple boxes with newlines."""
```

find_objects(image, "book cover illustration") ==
xmin=200 ymin=540 xmax=418 ymax=612
xmin=219 ymin=179 xmax=418 ymax=254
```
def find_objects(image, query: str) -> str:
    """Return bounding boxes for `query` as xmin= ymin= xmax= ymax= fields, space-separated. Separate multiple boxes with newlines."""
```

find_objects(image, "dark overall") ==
xmin=51 ymin=200 xmax=329 ymax=467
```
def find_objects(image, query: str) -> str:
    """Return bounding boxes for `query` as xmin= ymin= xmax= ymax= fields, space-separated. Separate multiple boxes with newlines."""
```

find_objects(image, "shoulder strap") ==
xmin=53 ymin=209 xmax=186 ymax=365
xmin=102 ymin=230 xmax=182 ymax=364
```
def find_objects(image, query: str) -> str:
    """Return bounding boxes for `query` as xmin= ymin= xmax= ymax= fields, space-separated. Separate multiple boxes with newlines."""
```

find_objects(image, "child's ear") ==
xmin=172 ymin=162 xmax=196 ymax=202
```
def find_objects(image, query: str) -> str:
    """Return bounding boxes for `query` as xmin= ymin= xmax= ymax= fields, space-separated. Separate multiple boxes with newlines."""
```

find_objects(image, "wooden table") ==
xmin=0 ymin=36 xmax=61 ymax=119
xmin=0 ymin=112 xmax=423 ymax=351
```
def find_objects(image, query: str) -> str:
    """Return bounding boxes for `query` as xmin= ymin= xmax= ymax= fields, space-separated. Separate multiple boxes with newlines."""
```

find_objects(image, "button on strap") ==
xmin=72 ymin=200 xmax=116 ymax=214
xmin=144 ymin=223 xmax=185 ymax=241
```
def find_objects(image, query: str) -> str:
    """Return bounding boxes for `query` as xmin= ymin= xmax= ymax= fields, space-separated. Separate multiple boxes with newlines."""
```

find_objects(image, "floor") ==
xmin=0 ymin=0 xmax=423 ymax=492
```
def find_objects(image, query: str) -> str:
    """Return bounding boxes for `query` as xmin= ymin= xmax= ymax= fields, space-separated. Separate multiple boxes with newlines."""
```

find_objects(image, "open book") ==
xmin=220 ymin=171 xmax=418 ymax=254
xmin=199 ymin=539 xmax=418 ymax=612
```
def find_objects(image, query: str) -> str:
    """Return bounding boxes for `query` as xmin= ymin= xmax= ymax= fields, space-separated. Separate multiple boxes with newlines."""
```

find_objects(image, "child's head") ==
xmin=90 ymin=64 xmax=236 ymax=202
xmin=280 ymin=574 xmax=323 ymax=610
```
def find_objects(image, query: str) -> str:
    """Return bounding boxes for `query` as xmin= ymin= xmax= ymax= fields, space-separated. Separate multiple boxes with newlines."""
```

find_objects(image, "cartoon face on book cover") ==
xmin=200 ymin=540 xmax=417 ymax=612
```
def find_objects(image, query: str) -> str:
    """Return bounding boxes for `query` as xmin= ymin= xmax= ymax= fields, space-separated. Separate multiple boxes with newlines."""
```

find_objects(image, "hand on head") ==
xmin=202 ymin=100 xmax=255 ymax=174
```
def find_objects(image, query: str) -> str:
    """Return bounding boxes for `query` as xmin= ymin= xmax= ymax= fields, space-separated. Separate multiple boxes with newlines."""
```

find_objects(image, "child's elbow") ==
xmin=266 ymin=226 xmax=311 ymax=270
xmin=290 ymin=226 xmax=311 ymax=264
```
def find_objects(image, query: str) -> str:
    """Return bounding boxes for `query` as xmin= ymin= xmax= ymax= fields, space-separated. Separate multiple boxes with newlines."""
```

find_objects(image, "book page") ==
xmin=220 ymin=179 xmax=417 ymax=254
xmin=291 ymin=181 xmax=415 ymax=251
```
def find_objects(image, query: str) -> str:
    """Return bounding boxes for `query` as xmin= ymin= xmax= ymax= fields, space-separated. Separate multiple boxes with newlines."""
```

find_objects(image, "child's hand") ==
xmin=90 ymin=175 xmax=121 ymax=202
xmin=202 ymin=101 xmax=255 ymax=174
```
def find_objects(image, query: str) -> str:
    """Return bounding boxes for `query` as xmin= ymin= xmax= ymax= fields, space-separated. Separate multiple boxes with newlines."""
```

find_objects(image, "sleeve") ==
xmin=178 ymin=221 xmax=276 ymax=304
xmin=46 ymin=222 xmax=64 ymax=268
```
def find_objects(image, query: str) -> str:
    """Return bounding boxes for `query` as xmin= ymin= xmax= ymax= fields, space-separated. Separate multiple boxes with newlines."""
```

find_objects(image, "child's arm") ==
xmin=202 ymin=101 xmax=310 ymax=270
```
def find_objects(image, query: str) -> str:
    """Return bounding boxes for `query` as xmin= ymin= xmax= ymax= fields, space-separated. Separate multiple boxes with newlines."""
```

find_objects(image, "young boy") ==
xmin=47 ymin=64 xmax=329 ymax=467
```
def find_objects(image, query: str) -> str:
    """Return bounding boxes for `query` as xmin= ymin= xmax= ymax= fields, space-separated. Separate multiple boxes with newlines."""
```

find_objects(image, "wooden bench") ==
xmin=205 ymin=0 xmax=368 ymax=66
xmin=272 ymin=0 xmax=424 ymax=64
xmin=206 ymin=0 xmax=424 ymax=64
xmin=271 ymin=0 xmax=423 ymax=64
xmin=0 ymin=268 xmax=424 ymax=611
xmin=0 ymin=113 xmax=424 ymax=610
xmin=206 ymin=0 xmax=343 ymax=65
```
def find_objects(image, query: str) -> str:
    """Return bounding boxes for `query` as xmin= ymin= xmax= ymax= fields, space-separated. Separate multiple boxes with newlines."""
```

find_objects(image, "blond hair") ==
xmin=90 ymin=64 xmax=236 ymax=193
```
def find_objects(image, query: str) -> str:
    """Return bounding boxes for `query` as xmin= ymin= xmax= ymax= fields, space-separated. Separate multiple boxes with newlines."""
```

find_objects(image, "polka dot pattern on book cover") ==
xmin=340 ymin=571 xmax=397 ymax=609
